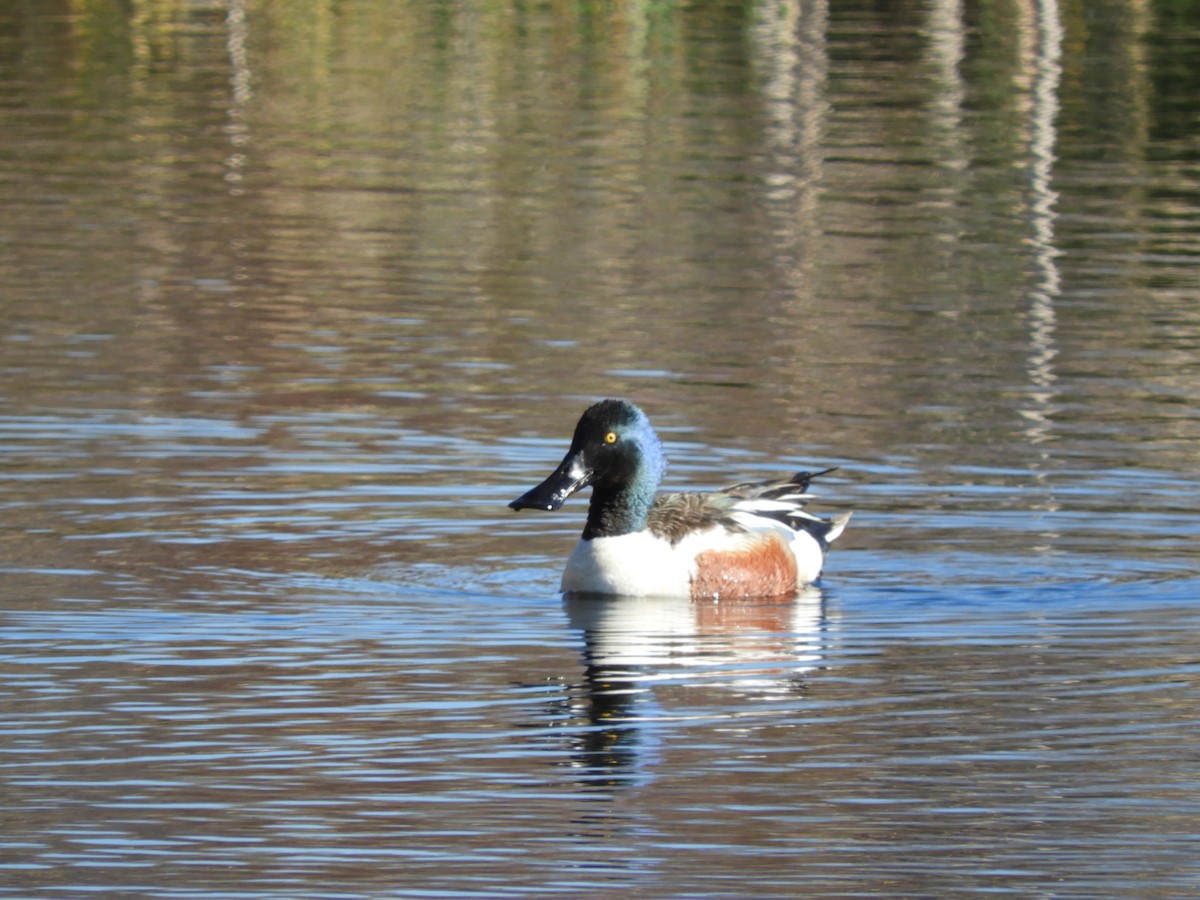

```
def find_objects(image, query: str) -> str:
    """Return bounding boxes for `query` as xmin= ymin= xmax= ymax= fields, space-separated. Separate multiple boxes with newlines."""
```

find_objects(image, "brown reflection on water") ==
xmin=1 ymin=0 xmax=1195 ymax=580
xmin=3 ymin=0 xmax=1196 ymax=472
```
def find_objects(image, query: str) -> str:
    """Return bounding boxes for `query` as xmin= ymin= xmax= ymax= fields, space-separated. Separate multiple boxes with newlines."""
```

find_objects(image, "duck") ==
xmin=509 ymin=399 xmax=850 ymax=599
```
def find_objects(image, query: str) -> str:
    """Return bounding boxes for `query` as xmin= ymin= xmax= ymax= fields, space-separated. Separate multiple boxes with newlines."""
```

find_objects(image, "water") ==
xmin=2 ymin=0 xmax=1200 ymax=896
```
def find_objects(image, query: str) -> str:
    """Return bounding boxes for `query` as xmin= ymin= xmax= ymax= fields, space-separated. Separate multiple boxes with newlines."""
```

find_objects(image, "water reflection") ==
xmin=1019 ymin=0 xmax=1064 ymax=449
xmin=750 ymin=0 xmax=828 ymax=279
xmin=925 ymin=0 xmax=967 ymax=162
xmin=224 ymin=0 xmax=252 ymax=196
xmin=559 ymin=587 xmax=829 ymax=788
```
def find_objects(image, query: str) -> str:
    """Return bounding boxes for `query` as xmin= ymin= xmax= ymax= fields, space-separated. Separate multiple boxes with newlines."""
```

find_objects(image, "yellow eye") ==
xmin=604 ymin=431 xmax=618 ymax=444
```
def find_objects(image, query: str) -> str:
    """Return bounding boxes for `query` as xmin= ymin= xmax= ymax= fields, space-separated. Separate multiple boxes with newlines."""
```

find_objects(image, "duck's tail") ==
xmin=824 ymin=511 xmax=852 ymax=545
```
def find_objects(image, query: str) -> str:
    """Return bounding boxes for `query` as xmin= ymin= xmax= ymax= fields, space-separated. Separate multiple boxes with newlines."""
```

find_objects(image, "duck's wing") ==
xmin=645 ymin=491 xmax=730 ymax=545
xmin=647 ymin=468 xmax=849 ymax=547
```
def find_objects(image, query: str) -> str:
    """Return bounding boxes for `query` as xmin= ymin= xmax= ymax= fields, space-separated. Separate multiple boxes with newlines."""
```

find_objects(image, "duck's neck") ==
xmin=583 ymin=481 xmax=657 ymax=540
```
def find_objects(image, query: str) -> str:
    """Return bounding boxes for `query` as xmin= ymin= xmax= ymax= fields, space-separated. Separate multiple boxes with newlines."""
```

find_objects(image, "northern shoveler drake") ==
xmin=509 ymin=399 xmax=850 ymax=599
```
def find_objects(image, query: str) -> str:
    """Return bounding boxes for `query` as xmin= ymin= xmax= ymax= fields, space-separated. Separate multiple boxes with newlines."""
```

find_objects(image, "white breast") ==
xmin=561 ymin=532 xmax=695 ymax=597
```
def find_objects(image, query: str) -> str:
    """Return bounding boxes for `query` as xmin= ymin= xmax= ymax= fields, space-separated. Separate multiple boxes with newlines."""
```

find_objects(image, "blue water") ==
xmin=5 ymin=555 xmax=1197 ymax=898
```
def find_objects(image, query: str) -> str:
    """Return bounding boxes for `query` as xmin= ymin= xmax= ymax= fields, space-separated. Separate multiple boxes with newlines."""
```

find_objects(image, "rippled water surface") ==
xmin=2 ymin=0 xmax=1199 ymax=897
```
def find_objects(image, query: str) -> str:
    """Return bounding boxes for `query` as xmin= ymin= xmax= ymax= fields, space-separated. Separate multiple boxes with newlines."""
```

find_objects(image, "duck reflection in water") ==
xmin=557 ymin=585 xmax=830 ymax=788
